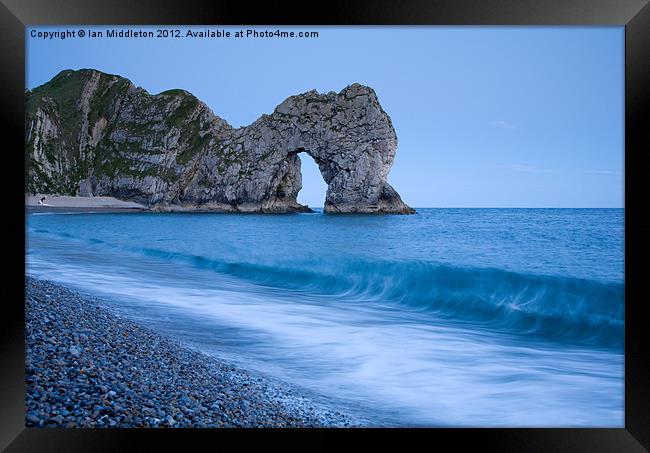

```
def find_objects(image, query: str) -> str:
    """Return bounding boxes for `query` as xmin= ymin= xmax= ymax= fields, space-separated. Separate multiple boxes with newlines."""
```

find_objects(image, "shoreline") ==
xmin=24 ymin=194 xmax=416 ymax=215
xmin=25 ymin=277 xmax=361 ymax=428
xmin=27 ymin=206 xmax=146 ymax=214
xmin=26 ymin=194 xmax=147 ymax=214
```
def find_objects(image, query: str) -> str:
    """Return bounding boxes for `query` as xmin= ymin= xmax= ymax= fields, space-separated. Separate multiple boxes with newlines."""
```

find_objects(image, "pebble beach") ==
xmin=25 ymin=277 xmax=359 ymax=428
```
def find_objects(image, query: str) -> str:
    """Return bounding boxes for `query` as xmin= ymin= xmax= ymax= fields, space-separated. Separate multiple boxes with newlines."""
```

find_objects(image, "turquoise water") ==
xmin=26 ymin=208 xmax=624 ymax=426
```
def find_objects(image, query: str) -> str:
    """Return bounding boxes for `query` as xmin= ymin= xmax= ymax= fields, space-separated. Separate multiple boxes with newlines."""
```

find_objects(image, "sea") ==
xmin=26 ymin=208 xmax=624 ymax=427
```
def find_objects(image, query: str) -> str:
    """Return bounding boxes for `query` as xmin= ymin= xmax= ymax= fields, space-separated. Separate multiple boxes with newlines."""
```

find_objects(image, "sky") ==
xmin=26 ymin=26 xmax=624 ymax=207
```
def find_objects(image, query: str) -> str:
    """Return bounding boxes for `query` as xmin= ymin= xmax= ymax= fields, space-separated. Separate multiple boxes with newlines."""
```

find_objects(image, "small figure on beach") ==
xmin=38 ymin=196 xmax=46 ymax=205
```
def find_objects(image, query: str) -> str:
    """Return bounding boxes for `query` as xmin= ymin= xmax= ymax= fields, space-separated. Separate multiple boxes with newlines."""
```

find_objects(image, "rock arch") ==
xmin=210 ymin=83 xmax=415 ymax=214
xmin=26 ymin=70 xmax=415 ymax=214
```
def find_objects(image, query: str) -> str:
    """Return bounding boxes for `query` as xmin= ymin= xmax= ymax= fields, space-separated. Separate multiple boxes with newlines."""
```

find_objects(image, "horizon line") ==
xmin=302 ymin=206 xmax=624 ymax=209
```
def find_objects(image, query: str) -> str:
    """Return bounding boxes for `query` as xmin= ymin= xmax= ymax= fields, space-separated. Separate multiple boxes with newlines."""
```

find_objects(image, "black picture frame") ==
xmin=2 ymin=0 xmax=648 ymax=451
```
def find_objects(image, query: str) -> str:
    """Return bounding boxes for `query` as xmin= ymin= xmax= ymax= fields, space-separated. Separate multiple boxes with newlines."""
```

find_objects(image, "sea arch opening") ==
xmin=292 ymin=150 xmax=328 ymax=210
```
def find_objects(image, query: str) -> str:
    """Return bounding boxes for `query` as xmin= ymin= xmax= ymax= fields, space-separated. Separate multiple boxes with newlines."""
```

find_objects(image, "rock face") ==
xmin=26 ymin=69 xmax=414 ymax=214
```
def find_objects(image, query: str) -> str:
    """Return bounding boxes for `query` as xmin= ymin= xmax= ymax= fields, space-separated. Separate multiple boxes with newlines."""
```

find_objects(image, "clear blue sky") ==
xmin=26 ymin=26 xmax=624 ymax=207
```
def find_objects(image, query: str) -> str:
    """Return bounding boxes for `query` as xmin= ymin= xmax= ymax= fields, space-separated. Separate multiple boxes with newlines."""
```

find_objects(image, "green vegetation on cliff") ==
xmin=25 ymin=69 xmax=413 ymax=214
xmin=26 ymin=69 xmax=213 ymax=194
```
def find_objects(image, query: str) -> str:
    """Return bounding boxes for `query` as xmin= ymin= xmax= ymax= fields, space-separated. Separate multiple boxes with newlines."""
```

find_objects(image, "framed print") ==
xmin=1 ymin=0 xmax=649 ymax=451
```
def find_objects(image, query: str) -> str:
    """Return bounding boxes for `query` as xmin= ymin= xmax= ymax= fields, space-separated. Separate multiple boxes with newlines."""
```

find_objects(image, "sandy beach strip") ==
xmin=25 ymin=277 xmax=359 ymax=428
xmin=26 ymin=194 xmax=147 ymax=213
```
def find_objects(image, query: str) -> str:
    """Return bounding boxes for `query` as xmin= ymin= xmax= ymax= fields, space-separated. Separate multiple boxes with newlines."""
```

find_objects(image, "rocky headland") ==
xmin=26 ymin=69 xmax=414 ymax=214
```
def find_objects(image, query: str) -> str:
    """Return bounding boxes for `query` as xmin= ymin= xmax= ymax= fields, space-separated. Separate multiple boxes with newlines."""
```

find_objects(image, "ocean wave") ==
xmin=136 ymin=248 xmax=623 ymax=349
xmin=29 ymin=228 xmax=624 ymax=349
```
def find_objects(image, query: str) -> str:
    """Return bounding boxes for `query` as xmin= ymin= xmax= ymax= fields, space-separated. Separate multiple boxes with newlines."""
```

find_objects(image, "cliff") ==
xmin=25 ymin=69 xmax=414 ymax=214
